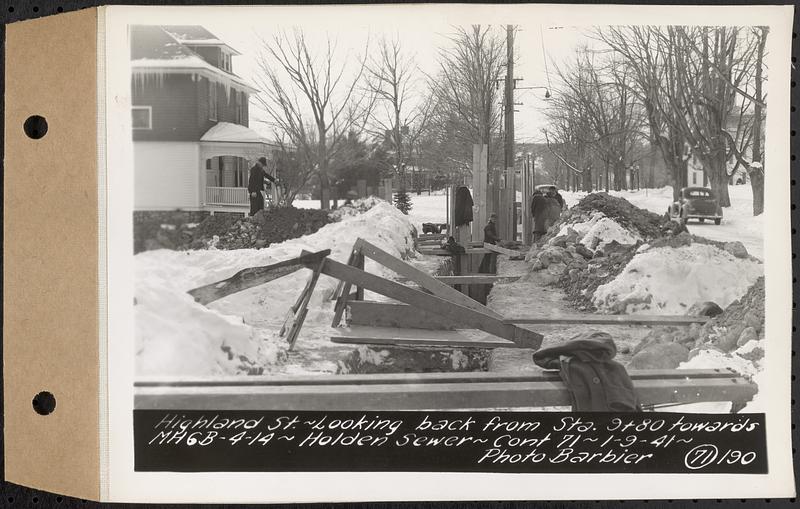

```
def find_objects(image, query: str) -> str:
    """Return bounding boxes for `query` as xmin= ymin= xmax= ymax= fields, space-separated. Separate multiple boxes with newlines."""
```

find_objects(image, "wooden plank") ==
xmin=418 ymin=248 xmax=492 ymax=256
xmin=354 ymin=252 xmax=365 ymax=301
xmin=279 ymin=268 xmax=316 ymax=337
xmin=331 ymin=248 xmax=360 ymax=326
xmin=355 ymin=239 xmax=504 ymax=319
xmin=483 ymin=242 xmax=524 ymax=258
xmin=285 ymin=259 xmax=324 ymax=350
xmin=136 ymin=368 xmax=750 ymax=387
xmin=330 ymin=247 xmax=359 ymax=301
xmin=303 ymin=254 xmax=542 ymax=348
xmin=331 ymin=325 xmax=526 ymax=349
xmin=348 ymin=300 xmax=459 ymax=329
xmin=187 ymin=249 xmax=331 ymax=305
xmin=418 ymin=233 xmax=446 ymax=240
xmin=436 ymin=275 xmax=521 ymax=285
xmin=503 ymin=314 xmax=710 ymax=326
xmin=333 ymin=336 xmax=529 ymax=349
xmin=331 ymin=281 xmax=353 ymax=327
xmin=135 ymin=377 xmax=756 ymax=411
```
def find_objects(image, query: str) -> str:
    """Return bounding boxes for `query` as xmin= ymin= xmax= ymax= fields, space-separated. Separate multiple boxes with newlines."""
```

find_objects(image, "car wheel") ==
xmin=714 ymin=218 xmax=721 ymax=225
xmin=699 ymin=218 xmax=705 ymax=223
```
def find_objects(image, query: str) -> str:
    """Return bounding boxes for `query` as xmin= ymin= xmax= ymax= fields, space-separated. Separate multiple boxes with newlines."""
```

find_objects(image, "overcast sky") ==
xmin=130 ymin=6 xmax=599 ymax=143
xmin=204 ymin=20 xmax=588 ymax=143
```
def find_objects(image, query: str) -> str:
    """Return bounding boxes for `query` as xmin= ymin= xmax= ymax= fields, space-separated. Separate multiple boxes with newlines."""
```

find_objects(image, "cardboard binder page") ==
xmin=103 ymin=4 xmax=795 ymax=502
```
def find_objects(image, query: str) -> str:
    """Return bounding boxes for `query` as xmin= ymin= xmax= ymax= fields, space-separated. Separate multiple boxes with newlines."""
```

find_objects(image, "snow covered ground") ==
xmin=560 ymin=185 xmax=764 ymax=260
xmin=295 ymin=191 xmax=449 ymax=235
xmin=592 ymin=242 xmax=763 ymax=315
xmin=135 ymin=202 xmax=428 ymax=376
xmin=297 ymin=184 xmax=763 ymax=259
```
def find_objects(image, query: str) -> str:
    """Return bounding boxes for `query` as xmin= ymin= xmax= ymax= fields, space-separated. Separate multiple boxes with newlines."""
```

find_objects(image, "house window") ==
xmin=131 ymin=106 xmax=152 ymax=130
xmin=692 ymin=172 xmax=697 ymax=185
xmin=239 ymin=92 xmax=248 ymax=125
xmin=208 ymin=80 xmax=218 ymax=121
xmin=234 ymin=158 xmax=246 ymax=187
xmin=235 ymin=91 xmax=247 ymax=124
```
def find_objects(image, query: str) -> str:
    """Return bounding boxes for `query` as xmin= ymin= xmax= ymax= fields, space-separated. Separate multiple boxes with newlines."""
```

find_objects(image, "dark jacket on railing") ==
xmin=532 ymin=331 xmax=641 ymax=412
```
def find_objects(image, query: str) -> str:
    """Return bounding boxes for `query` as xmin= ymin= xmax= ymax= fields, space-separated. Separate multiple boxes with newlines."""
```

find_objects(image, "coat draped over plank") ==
xmin=454 ymin=186 xmax=474 ymax=226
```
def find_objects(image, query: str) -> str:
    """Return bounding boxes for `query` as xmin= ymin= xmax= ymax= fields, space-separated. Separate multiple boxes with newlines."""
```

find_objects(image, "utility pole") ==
xmin=499 ymin=25 xmax=516 ymax=241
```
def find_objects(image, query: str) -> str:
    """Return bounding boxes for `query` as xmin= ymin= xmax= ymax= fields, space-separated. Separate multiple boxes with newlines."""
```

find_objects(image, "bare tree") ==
xmin=253 ymin=29 xmax=374 ymax=210
xmin=546 ymin=48 xmax=648 ymax=192
xmin=365 ymin=36 xmax=433 ymax=192
xmin=597 ymin=26 xmax=760 ymax=207
xmin=723 ymin=26 xmax=767 ymax=215
xmin=429 ymin=25 xmax=505 ymax=154
xmin=596 ymin=26 xmax=692 ymax=201
xmin=269 ymin=139 xmax=315 ymax=206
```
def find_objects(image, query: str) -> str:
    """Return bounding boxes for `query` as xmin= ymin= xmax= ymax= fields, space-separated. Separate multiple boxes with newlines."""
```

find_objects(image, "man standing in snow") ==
xmin=545 ymin=187 xmax=564 ymax=225
xmin=552 ymin=188 xmax=566 ymax=211
xmin=248 ymin=157 xmax=277 ymax=216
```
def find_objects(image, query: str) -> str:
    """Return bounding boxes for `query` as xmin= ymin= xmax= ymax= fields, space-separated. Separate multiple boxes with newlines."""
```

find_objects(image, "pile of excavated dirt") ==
xmin=526 ymin=193 xmax=678 ymax=310
xmin=184 ymin=207 xmax=332 ymax=250
xmin=628 ymin=277 xmax=765 ymax=370
xmin=337 ymin=345 xmax=490 ymax=374
xmin=568 ymin=192 xmax=669 ymax=240
xmin=133 ymin=210 xmax=209 ymax=254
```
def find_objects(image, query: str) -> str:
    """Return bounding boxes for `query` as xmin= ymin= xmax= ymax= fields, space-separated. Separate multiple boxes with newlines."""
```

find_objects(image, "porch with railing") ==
xmin=204 ymin=186 xmax=282 ymax=211
xmin=205 ymin=186 xmax=249 ymax=207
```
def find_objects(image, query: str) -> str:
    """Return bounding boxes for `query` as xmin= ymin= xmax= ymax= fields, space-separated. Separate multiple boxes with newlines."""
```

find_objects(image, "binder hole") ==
xmin=32 ymin=391 xmax=56 ymax=415
xmin=23 ymin=115 xmax=48 ymax=139
xmin=57 ymin=6 xmax=63 ymax=12
xmin=7 ymin=6 xmax=14 ymax=12
xmin=32 ymin=5 xmax=38 ymax=12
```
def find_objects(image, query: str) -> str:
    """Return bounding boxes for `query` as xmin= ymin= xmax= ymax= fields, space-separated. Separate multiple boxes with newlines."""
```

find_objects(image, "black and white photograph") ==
xmin=100 ymin=3 xmax=794 ymax=502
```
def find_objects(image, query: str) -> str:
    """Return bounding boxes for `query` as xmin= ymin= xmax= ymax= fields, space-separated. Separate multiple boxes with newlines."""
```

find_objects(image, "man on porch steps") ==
xmin=248 ymin=157 xmax=277 ymax=216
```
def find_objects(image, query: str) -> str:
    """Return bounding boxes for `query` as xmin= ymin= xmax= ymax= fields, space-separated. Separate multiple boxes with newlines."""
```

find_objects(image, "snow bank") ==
xmin=592 ymin=243 xmax=763 ymax=315
xmin=676 ymin=339 xmax=766 ymax=413
xmin=135 ymin=202 xmax=417 ymax=376
xmin=327 ymin=196 xmax=385 ymax=221
xmin=557 ymin=211 xmax=642 ymax=252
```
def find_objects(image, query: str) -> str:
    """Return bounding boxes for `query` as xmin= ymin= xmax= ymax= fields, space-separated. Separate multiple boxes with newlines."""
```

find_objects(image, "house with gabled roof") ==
xmin=131 ymin=25 xmax=286 ymax=212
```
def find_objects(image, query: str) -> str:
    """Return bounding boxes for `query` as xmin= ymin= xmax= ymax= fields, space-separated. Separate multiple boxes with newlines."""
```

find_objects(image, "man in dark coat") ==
xmin=248 ymin=157 xmax=277 ymax=216
xmin=483 ymin=213 xmax=499 ymax=244
xmin=530 ymin=190 xmax=549 ymax=242
xmin=553 ymin=189 xmax=566 ymax=210
xmin=544 ymin=187 xmax=564 ymax=228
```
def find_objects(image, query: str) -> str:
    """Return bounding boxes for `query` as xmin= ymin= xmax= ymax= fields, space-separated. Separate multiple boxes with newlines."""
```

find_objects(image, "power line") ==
xmin=539 ymin=24 xmax=553 ymax=91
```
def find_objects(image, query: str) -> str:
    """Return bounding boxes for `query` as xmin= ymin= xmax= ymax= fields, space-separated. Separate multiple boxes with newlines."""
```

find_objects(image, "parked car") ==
xmin=535 ymin=184 xmax=558 ymax=193
xmin=667 ymin=186 xmax=723 ymax=225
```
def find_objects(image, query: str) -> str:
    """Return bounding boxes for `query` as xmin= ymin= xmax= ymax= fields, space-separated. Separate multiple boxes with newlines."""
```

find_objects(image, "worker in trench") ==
xmin=479 ymin=213 xmax=499 ymax=273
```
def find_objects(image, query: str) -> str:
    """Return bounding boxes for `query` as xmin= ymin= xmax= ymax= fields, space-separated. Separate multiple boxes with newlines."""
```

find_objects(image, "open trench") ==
xmin=486 ymin=258 xmax=652 ymax=373
xmin=255 ymin=249 xmax=653 ymax=376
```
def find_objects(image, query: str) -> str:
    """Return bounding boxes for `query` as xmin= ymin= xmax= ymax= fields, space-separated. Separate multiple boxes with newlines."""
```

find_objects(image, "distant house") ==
xmin=685 ymin=113 xmax=762 ymax=188
xmin=131 ymin=25 xmax=286 ymax=212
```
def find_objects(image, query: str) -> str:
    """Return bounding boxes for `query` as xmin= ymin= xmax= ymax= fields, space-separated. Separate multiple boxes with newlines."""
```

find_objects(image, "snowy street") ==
xmin=298 ymin=184 xmax=763 ymax=260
